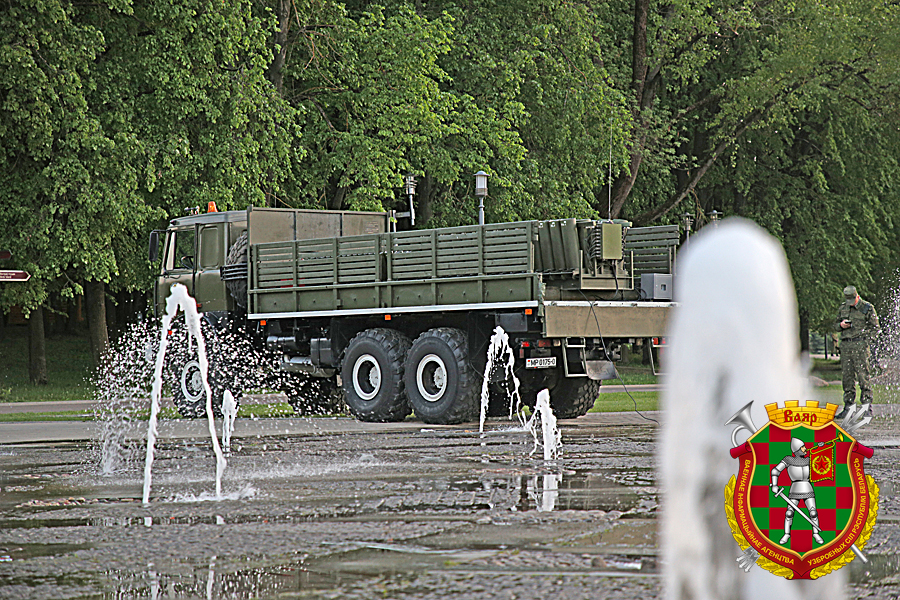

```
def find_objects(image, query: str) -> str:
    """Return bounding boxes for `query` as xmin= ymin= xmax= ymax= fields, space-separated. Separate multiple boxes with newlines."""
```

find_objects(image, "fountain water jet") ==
xmin=479 ymin=326 xmax=525 ymax=433
xmin=661 ymin=219 xmax=844 ymax=599
xmin=529 ymin=473 xmax=562 ymax=511
xmin=143 ymin=284 xmax=227 ymax=505
xmin=527 ymin=389 xmax=561 ymax=460
xmin=222 ymin=390 xmax=237 ymax=454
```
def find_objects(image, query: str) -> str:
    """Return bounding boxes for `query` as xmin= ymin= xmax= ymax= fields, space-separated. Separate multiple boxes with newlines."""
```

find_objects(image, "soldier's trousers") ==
xmin=841 ymin=340 xmax=873 ymax=405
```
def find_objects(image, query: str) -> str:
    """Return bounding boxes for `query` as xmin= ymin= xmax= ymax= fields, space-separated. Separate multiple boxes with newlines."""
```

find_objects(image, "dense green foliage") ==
xmin=2 ymin=0 xmax=899 ymax=337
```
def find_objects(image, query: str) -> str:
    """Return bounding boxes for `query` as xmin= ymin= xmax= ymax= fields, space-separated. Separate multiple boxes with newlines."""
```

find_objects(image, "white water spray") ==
xmin=479 ymin=326 xmax=524 ymax=432
xmin=143 ymin=284 xmax=227 ymax=505
xmin=95 ymin=319 xmax=157 ymax=475
xmin=222 ymin=390 xmax=237 ymax=454
xmin=527 ymin=389 xmax=561 ymax=460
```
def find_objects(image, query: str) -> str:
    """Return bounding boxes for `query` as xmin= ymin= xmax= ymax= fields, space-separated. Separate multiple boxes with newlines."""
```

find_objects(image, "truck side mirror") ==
xmin=149 ymin=231 xmax=159 ymax=262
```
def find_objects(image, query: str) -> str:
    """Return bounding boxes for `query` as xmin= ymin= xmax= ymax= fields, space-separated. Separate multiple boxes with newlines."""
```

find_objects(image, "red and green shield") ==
xmin=728 ymin=420 xmax=876 ymax=579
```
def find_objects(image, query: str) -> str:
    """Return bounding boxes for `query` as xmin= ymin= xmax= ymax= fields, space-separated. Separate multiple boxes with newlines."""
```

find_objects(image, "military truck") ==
xmin=149 ymin=205 xmax=677 ymax=424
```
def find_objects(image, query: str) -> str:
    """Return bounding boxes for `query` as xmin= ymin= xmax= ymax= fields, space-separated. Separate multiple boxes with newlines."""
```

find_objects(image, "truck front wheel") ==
xmin=341 ymin=329 xmax=411 ymax=422
xmin=405 ymin=328 xmax=479 ymax=425
xmin=172 ymin=357 xmax=227 ymax=419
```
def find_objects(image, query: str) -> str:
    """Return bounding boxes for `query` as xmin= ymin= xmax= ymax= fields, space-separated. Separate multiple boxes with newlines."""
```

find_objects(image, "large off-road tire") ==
xmin=486 ymin=380 xmax=524 ymax=418
xmin=546 ymin=374 xmax=600 ymax=419
xmin=224 ymin=231 xmax=248 ymax=307
xmin=165 ymin=317 xmax=242 ymax=419
xmin=281 ymin=375 xmax=346 ymax=416
xmin=171 ymin=356 xmax=228 ymax=419
xmin=404 ymin=328 xmax=479 ymax=425
xmin=341 ymin=329 xmax=412 ymax=422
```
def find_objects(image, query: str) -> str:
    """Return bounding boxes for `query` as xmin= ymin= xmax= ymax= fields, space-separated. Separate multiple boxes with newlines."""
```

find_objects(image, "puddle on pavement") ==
xmin=0 ymin=422 xmax=896 ymax=599
xmin=0 ymin=427 xmax=663 ymax=599
xmin=848 ymin=551 xmax=900 ymax=583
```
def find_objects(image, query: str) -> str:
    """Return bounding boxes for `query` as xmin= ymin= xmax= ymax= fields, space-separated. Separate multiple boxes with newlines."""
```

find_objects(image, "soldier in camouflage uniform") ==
xmin=834 ymin=286 xmax=879 ymax=419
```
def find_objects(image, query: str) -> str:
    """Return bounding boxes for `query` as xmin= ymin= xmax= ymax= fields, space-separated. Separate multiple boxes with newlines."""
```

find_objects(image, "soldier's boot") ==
xmin=835 ymin=403 xmax=854 ymax=420
xmin=839 ymin=371 xmax=856 ymax=420
xmin=860 ymin=388 xmax=874 ymax=418
xmin=779 ymin=515 xmax=793 ymax=545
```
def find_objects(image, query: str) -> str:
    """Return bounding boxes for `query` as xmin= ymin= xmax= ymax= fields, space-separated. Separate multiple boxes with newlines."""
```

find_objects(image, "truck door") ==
xmin=158 ymin=227 xmax=196 ymax=308
xmin=193 ymin=224 xmax=228 ymax=312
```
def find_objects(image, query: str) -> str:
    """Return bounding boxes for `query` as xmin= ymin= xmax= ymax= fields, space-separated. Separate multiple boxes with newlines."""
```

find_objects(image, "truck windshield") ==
xmin=167 ymin=228 xmax=196 ymax=271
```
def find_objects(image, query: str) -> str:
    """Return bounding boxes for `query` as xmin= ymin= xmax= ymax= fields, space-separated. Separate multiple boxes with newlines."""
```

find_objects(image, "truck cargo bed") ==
xmin=247 ymin=219 xmax=676 ymax=334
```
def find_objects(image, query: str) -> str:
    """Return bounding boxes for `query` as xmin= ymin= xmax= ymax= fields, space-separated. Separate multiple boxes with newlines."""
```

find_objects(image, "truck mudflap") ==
xmin=541 ymin=300 xmax=674 ymax=338
xmin=585 ymin=360 xmax=617 ymax=380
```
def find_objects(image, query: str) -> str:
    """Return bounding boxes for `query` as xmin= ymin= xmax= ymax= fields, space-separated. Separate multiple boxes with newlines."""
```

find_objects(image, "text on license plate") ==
xmin=525 ymin=357 xmax=557 ymax=369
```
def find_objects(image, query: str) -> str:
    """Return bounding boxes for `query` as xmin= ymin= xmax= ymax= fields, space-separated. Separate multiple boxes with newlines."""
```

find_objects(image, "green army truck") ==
xmin=149 ymin=205 xmax=677 ymax=424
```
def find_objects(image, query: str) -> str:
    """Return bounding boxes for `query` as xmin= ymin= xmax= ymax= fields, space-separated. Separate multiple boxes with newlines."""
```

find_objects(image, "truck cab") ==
xmin=151 ymin=208 xmax=248 ymax=318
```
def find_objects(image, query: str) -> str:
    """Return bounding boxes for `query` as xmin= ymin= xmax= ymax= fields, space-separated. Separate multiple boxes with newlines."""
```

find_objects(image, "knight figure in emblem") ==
xmin=771 ymin=437 xmax=825 ymax=545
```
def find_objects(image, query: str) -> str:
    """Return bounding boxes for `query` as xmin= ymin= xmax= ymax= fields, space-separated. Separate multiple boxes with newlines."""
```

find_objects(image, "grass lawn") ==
xmin=0 ymin=401 xmax=301 ymax=422
xmin=607 ymin=365 xmax=659 ymax=385
xmin=0 ymin=411 xmax=95 ymax=422
xmin=590 ymin=391 xmax=659 ymax=413
xmin=810 ymin=357 xmax=842 ymax=382
xmin=0 ymin=326 xmax=94 ymax=402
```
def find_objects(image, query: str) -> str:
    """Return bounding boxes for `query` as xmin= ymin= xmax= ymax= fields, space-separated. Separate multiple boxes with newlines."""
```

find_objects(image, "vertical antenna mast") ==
xmin=608 ymin=119 xmax=613 ymax=220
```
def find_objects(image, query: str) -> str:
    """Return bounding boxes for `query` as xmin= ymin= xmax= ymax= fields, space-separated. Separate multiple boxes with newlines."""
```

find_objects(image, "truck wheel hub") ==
xmin=181 ymin=360 xmax=204 ymax=401
xmin=417 ymin=354 xmax=447 ymax=402
xmin=352 ymin=355 xmax=382 ymax=401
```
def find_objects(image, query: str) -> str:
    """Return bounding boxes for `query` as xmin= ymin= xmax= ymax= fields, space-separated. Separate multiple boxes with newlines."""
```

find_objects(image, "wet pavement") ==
xmin=0 ymin=409 xmax=897 ymax=599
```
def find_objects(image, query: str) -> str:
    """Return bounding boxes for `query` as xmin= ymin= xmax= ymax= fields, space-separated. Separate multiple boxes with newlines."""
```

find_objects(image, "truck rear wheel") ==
xmin=547 ymin=374 xmax=600 ymax=419
xmin=405 ymin=328 xmax=479 ymax=425
xmin=341 ymin=329 xmax=411 ymax=422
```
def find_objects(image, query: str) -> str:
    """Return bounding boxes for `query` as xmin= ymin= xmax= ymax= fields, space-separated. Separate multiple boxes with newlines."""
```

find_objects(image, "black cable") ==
xmin=578 ymin=289 xmax=659 ymax=425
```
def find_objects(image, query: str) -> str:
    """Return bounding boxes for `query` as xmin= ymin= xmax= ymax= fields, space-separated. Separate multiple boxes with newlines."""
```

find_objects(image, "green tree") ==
xmin=262 ymin=2 xmax=527 ymax=227
xmin=434 ymin=0 xmax=630 ymax=223
xmin=681 ymin=0 xmax=900 ymax=346
xmin=1 ymin=0 xmax=302 ymax=380
xmin=0 ymin=0 xmax=136 ymax=378
xmin=609 ymin=0 xmax=900 ymax=227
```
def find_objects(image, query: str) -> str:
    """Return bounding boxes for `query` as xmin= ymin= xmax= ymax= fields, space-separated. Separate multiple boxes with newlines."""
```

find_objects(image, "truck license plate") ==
xmin=525 ymin=357 xmax=556 ymax=369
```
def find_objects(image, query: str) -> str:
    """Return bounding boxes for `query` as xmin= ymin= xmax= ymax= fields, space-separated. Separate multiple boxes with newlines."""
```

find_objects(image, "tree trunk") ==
xmin=51 ymin=294 xmax=68 ymax=335
xmin=66 ymin=295 xmax=80 ymax=334
xmin=28 ymin=306 xmax=48 ymax=385
xmin=608 ymin=0 xmax=651 ymax=219
xmin=85 ymin=280 xmax=110 ymax=371
xmin=329 ymin=185 xmax=347 ymax=211
xmin=418 ymin=174 xmax=436 ymax=227
xmin=799 ymin=309 xmax=809 ymax=353
xmin=265 ymin=0 xmax=293 ymax=96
